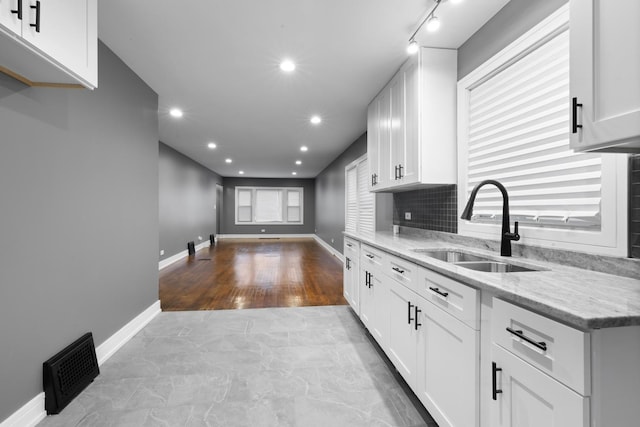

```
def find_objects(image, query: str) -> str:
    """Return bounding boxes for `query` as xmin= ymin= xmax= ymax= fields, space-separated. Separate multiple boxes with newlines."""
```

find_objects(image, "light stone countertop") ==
xmin=344 ymin=231 xmax=640 ymax=330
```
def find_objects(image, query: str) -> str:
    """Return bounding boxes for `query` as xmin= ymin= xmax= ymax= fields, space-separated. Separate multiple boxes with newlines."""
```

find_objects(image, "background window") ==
xmin=235 ymin=187 xmax=303 ymax=225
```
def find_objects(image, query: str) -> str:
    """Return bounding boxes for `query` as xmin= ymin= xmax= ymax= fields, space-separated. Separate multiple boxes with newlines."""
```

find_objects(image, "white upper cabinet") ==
xmin=0 ymin=0 xmax=21 ymax=35
xmin=0 ymin=0 xmax=97 ymax=88
xmin=367 ymin=47 xmax=457 ymax=192
xmin=570 ymin=0 xmax=640 ymax=152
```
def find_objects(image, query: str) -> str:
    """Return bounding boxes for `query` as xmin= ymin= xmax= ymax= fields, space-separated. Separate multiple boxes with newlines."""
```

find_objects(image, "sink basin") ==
xmin=455 ymin=261 xmax=539 ymax=273
xmin=412 ymin=249 xmax=491 ymax=263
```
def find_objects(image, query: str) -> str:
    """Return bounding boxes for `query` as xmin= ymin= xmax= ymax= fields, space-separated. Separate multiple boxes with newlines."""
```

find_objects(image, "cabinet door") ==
xmin=418 ymin=300 xmax=479 ymax=427
xmin=491 ymin=344 xmax=589 ymax=427
xmin=343 ymin=255 xmax=359 ymax=314
xmin=359 ymin=267 xmax=374 ymax=331
xmin=0 ymin=0 xmax=22 ymax=35
xmin=570 ymin=0 xmax=640 ymax=151
xmin=389 ymin=73 xmax=405 ymax=186
xmin=367 ymin=100 xmax=379 ymax=191
xmin=377 ymin=89 xmax=393 ymax=188
xmin=401 ymin=56 xmax=420 ymax=185
xmin=21 ymin=0 xmax=96 ymax=81
xmin=370 ymin=271 xmax=389 ymax=351
xmin=387 ymin=281 xmax=419 ymax=390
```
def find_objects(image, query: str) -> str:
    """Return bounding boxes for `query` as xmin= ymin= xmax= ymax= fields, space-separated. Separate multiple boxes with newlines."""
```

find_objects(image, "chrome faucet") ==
xmin=460 ymin=180 xmax=520 ymax=257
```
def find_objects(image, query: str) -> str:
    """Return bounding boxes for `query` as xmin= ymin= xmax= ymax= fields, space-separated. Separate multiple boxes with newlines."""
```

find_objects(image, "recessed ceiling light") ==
xmin=169 ymin=108 xmax=183 ymax=118
xmin=292 ymin=172 xmax=297 ymax=176
xmin=239 ymin=170 xmax=244 ymax=175
xmin=280 ymin=59 xmax=296 ymax=72
xmin=310 ymin=115 xmax=322 ymax=125
xmin=207 ymin=142 xmax=217 ymax=149
xmin=295 ymin=160 xmax=302 ymax=165
xmin=300 ymin=146 xmax=308 ymax=152
xmin=225 ymin=158 xmax=232 ymax=163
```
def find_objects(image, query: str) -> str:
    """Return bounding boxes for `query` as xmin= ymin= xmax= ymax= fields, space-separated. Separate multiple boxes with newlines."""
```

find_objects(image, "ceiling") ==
xmin=98 ymin=0 xmax=509 ymax=178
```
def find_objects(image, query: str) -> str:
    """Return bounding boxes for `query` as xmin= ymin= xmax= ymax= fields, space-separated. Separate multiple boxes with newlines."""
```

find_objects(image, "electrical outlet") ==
xmin=405 ymin=212 xmax=412 ymax=220
xmin=331 ymin=238 xmax=334 ymax=243
xmin=198 ymin=236 xmax=203 ymax=241
xmin=261 ymin=229 xmax=266 ymax=233
xmin=160 ymin=250 xmax=165 ymax=256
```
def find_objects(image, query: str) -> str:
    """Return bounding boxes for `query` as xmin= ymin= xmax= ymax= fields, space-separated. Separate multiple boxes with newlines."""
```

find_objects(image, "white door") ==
xmin=418 ymin=300 xmax=479 ymax=427
xmin=570 ymin=0 xmax=640 ymax=150
xmin=0 ymin=0 xmax=22 ymax=35
xmin=387 ymin=282 xmax=419 ymax=389
xmin=490 ymin=344 xmax=588 ymax=427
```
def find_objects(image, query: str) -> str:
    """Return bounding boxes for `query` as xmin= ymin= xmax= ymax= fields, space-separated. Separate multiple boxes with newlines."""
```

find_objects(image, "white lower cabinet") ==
xmin=490 ymin=343 xmax=588 ymax=427
xmin=418 ymin=300 xmax=479 ymax=427
xmin=343 ymin=238 xmax=360 ymax=314
xmin=387 ymin=281 xmax=420 ymax=390
xmin=359 ymin=263 xmax=389 ymax=350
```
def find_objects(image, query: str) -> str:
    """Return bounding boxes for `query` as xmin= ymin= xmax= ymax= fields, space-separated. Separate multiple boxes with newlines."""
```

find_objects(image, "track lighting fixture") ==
xmin=407 ymin=0 xmax=443 ymax=54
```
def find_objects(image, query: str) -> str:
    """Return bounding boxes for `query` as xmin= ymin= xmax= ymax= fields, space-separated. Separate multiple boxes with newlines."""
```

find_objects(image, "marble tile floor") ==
xmin=37 ymin=305 xmax=438 ymax=427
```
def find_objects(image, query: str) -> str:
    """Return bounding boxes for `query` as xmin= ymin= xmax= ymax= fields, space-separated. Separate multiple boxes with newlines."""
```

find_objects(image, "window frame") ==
xmin=234 ymin=186 xmax=304 ymax=225
xmin=456 ymin=4 xmax=628 ymax=256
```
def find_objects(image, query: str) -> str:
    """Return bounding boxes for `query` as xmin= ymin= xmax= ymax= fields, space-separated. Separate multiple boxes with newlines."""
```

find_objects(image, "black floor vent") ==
xmin=43 ymin=332 xmax=99 ymax=415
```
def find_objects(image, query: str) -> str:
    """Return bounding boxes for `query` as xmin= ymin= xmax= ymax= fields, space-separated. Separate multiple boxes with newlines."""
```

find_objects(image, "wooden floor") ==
xmin=159 ymin=238 xmax=347 ymax=311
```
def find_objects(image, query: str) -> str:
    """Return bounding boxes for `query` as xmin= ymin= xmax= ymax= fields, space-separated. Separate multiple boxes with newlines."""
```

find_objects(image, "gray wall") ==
xmin=315 ymin=133 xmax=367 ymax=254
xmin=458 ymin=0 xmax=568 ymax=79
xmin=0 ymin=43 xmax=159 ymax=422
xmin=222 ymin=177 xmax=316 ymax=234
xmin=159 ymin=142 xmax=222 ymax=259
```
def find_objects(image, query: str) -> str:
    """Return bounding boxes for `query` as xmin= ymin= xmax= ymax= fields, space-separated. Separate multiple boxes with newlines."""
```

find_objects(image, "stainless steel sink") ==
xmin=455 ymin=261 xmax=539 ymax=273
xmin=412 ymin=249 xmax=542 ymax=273
xmin=411 ymin=249 xmax=491 ymax=263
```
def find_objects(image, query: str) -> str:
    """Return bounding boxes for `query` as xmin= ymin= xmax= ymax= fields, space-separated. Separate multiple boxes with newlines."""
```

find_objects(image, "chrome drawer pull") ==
xmin=506 ymin=327 xmax=547 ymax=351
xmin=366 ymin=254 xmax=374 ymax=259
xmin=392 ymin=266 xmax=405 ymax=274
xmin=428 ymin=286 xmax=449 ymax=298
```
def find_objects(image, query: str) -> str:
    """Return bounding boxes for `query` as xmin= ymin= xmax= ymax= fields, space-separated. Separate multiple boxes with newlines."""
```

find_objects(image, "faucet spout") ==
xmin=460 ymin=180 xmax=520 ymax=257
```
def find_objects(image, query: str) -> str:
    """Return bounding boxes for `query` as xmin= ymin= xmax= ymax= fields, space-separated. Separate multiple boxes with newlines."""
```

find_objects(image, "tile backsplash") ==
xmin=631 ymin=155 xmax=640 ymax=258
xmin=393 ymin=185 xmax=457 ymax=233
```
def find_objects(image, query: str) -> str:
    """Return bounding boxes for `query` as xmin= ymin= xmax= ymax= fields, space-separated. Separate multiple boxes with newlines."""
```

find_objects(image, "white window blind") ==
xmin=357 ymin=157 xmax=374 ymax=236
xmin=465 ymin=29 xmax=602 ymax=229
xmin=345 ymin=165 xmax=358 ymax=233
xmin=237 ymin=189 xmax=252 ymax=222
xmin=255 ymin=189 xmax=283 ymax=222
xmin=286 ymin=190 xmax=301 ymax=222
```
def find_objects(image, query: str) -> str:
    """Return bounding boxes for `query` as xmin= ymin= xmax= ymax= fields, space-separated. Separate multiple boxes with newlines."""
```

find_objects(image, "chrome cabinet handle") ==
xmin=414 ymin=306 xmax=422 ymax=330
xmin=407 ymin=301 xmax=414 ymax=324
xmin=506 ymin=327 xmax=547 ymax=351
xmin=30 ymin=1 xmax=40 ymax=33
xmin=572 ymin=97 xmax=583 ymax=134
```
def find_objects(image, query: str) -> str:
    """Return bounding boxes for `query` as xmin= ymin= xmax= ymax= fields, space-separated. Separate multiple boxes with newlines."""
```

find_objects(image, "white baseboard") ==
xmin=217 ymin=234 xmax=315 ymax=239
xmin=159 ymin=241 xmax=210 ymax=270
xmin=313 ymin=235 xmax=344 ymax=262
xmin=0 ymin=393 xmax=45 ymax=427
xmin=0 ymin=300 xmax=161 ymax=427
xmin=96 ymin=300 xmax=161 ymax=365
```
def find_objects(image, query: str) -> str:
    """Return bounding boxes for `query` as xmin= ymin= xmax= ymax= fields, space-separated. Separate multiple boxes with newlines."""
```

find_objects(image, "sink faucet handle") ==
xmin=509 ymin=221 xmax=520 ymax=241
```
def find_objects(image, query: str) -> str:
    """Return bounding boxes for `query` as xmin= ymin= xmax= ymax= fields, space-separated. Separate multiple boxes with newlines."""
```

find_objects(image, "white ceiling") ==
xmin=98 ymin=0 xmax=509 ymax=178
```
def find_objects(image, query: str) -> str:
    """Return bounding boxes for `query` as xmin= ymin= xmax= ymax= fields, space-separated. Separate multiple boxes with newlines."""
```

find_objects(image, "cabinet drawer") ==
xmin=344 ymin=237 xmax=360 ymax=258
xmin=492 ymin=298 xmax=590 ymax=395
xmin=385 ymin=253 xmax=419 ymax=293
xmin=361 ymin=244 xmax=385 ymax=271
xmin=419 ymin=268 xmax=479 ymax=330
